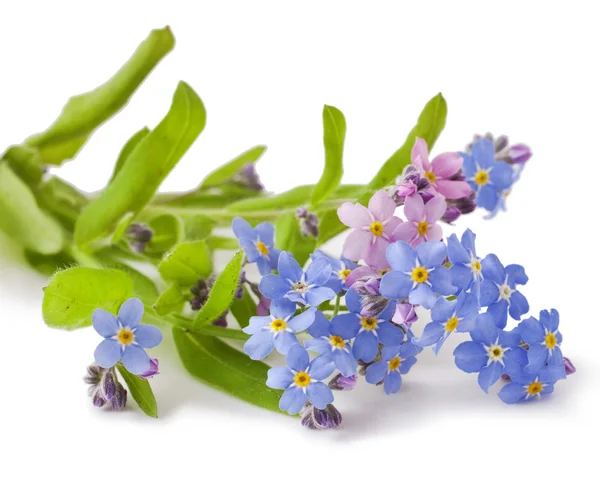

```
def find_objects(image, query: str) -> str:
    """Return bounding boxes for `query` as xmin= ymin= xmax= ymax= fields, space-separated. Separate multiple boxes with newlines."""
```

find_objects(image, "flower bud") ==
xmin=213 ymin=311 xmax=229 ymax=327
xmin=296 ymin=207 xmax=319 ymax=238
xmin=328 ymin=373 xmax=357 ymax=391
xmin=126 ymin=223 xmax=153 ymax=253
xmin=231 ymin=163 xmax=265 ymax=191
xmin=101 ymin=370 xmax=116 ymax=400
xmin=92 ymin=392 xmax=107 ymax=408
xmin=564 ymin=356 xmax=576 ymax=376
xmin=139 ymin=358 xmax=160 ymax=379
xmin=392 ymin=302 xmax=418 ymax=326
xmin=441 ymin=206 xmax=461 ymax=224
xmin=300 ymin=404 xmax=342 ymax=430
xmin=111 ymin=384 xmax=128 ymax=410
xmin=508 ymin=143 xmax=532 ymax=164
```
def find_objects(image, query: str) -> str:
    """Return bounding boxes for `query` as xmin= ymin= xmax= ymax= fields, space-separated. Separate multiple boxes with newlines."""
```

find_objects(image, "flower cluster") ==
xmin=234 ymin=136 xmax=571 ymax=430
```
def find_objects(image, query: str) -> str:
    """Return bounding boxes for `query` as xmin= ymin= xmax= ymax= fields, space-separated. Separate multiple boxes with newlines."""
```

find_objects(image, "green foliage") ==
xmin=110 ymin=127 xmax=150 ymax=183
xmin=154 ymin=284 xmax=186 ymax=316
xmin=0 ymin=163 xmax=64 ymax=254
xmin=173 ymin=328 xmax=284 ymax=414
xmin=145 ymin=214 xmax=183 ymax=255
xmin=116 ymin=365 xmax=158 ymax=418
xmin=74 ymin=81 xmax=207 ymax=248
xmin=158 ymin=240 xmax=212 ymax=286
xmin=25 ymin=27 xmax=175 ymax=166
xmin=311 ymin=105 xmax=346 ymax=206
xmin=200 ymin=145 xmax=267 ymax=188
xmin=275 ymin=211 xmax=316 ymax=266
xmin=230 ymin=288 xmax=257 ymax=328
xmin=42 ymin=267 xmax=133 ymax=330
xmin=1 ymin=145 xmax=44 ymax=185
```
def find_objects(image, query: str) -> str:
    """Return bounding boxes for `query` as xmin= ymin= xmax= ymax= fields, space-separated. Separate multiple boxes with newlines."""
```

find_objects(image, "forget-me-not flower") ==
xmin=310 ymin=249 xmax=358 ymax=294
xmin=232 ymin=217 xmax=281 ymax=275
xmin=498 ymin=366 xmax=564 ymax=404
xmin=518 ymin=309 xmax=566 ymax=376
xmin=447 ymin=229 xmax=483 ymax=298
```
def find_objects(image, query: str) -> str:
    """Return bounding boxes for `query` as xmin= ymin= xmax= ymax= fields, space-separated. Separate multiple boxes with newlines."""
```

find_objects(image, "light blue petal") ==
xmin=277 ymin=252 xmax=302 ymax=282
xmin=274 ymin=331 xmax=300 ymax=355
xmin=232 ymin=217 xmax=255 ymax=241
xmin=259 ymin=274 xmax=290 ymax=300
xmin=525 ymin=344 xmax=549 ymax=374
xmin=447 ymin=234 xmax=470 ymax=265
xmin=500 ymin=327 xmax=522 ymax=349
xmin=471 ymin=139 xmax=495 ymax=168
xmin=118 ymin=298 xmax=144 ymax=329
xmin=268 ymin=249 xmax=282 ymax=271
xmin=450 ymin=265 xmax=473 ymax=292
xmin=305 ymin=258 xmax=332 ymax=286
xmin=400 ymin=356 xmax=418 ymax=374
xmin=456 ymin=291 xmax=478 ymax=319
xmin=509 ymin=291 xmax=529 ymax=320
xmin=481 ymin=254 xmax=505 ymax=284
xmin=304 ymin=338 xmax=331 ymax=354
xmin=333 ymin=350 xmax=358 ymax=377
xmin=488 ymin=300 xmax=508 ymax=329
xmin=309 ymin=354 xmax=336 ymax=381
xmin=540 ymin=383 xmax=555 ymax=396
xmin=478 ymin=362 xmax=503 ymax=393
xmin=489 ymin=162 xmax=514 ymax=190
xmin=470 ymin=312 xmax=499 ymax=345
xmin=353 ymin=331 xmax=378 ymax=362
xmin=461 ymin=229 xmax=477 ymax=255
xmin=518 ymin=317 xmax=545 ymax=345
xmin=330 ymin=313 xmax=360 ymax=340
xmin=270 ymin=298 xmax=296 ymax=320
xmin=457 ymin=314 xmax=477 ymax=333
xmin=239 ymin=238 xmax=260 ymax=262
xmin=379 ymin=300 xmax=396 ymax=321
xmin=548 ymin=346 xmax=564 ymax=367
xmin=503 ymin=348 xmax=527 ymax=376
xmin=279 ymin=387 xmax=306 ymax=414
xmin=121 ymin=345 xmax=151 ymax=375
xmin=134 ymin=324 xmax=162 ymax=349
xmin=244 ymin=316 xmax=272 ymax=335
xmin=460 ymin=151 xmax=476 ymax=176
xmin=377 ymin=321 xmax=404 ymax=346
xmin=476 ymin=185 xmax=500 ymax=211
xmin=498 ymin=383 xmax=526 ymax=404
xmin=540 ymin=364 xmax=566 ymax=382
xmin=286 ymin=344 xmax=310 ymax=372
xmin=256 ymin=256 xmax=272 ymax=276
xmin=506 ymin=264 xmax=528 ymax=287
xmin=365 ymin=360 xmax=387 ymax=384
xmin=540 ymin=309 xmax=560 ymax=332
xmin=433 ymin=333 xmax=451 ymax=355
xmin=453 ymin=341 xmax=487 ymax=373
xmin=428 ymin=266 xmax=455 ymax=296
xmin=345 ymin=287 xmax=362 ymax=314
xmin=480 ymin=280 xmax=499 ymax=306
xmin=287 ymin=307 xmax=316 ymax=333
xmin=381 ymin=345 xmax=401 ymax=361
xmin=306 ymin=382 xmax=334 ymax=409
xmin=416 ymin=241 xmax=447 ymax=268
xmin=92 ymin=309 xmax=118 ymax=338
xmin=413 ymin=321 xmax=445 ymax=347
xmin=385 ymin=241 xmax=416 ymax=272
xmin=266 ymin=367 xmax=294 ymax=389
xmin=243 ymin=331 xmax=275 ymax=360
xmin=379 ymin=271 xmax=413 ymax=300
xmin=409 ymin=283 xmax=438 ymax=309
xmin=384 ymin=372 xmax=402 ymax=394
xmin=431 ymin=296 xmax=455 ymax=323
xmin=94 ymin=339 xmax=122 ymax=369
xmin=307 ymin=310 xmax=330 ymax=338
xmin=306 ymin=287 xmax=336 ymax=307
xmin=255 ymin=222 xmax=275 ymax=246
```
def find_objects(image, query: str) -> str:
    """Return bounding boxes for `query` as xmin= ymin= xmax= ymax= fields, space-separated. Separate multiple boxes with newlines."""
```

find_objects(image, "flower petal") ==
xmin=134 ymin=324 xmax=162 ymax=349
xmin=518 ymin=316 xmax=545 ymax=345
xmin=509 ymin=291 xmax=529 ymax=320
xmin=540 ymin=309 xmax=560 ymax=333
xmin=259 ymin=274 xmax=290 ymax=301
xmin=416 ymin=240 xmax=447 ymax=268
xmin=453 ymin=341 xmax=487 ymax=373
xmin=379 ymin=271 xmax=412 ymax=300
xmin=506 ymin=264 xmax=528 ymax=287
xmin=255 ymin=222 xmax=275 ymax=246
xmin=428 ymin=266 xmax=455 ymax=296
xmin=365 ymin=360 xmax=387 ymax=384
xmin=122 ymin=345 xmax=151 ymax=375
xmin=461 ymin=229 xmax=477 ymax=255
xmin=94 ymin=339 xmax=122 ymax=369
xmin=377 ymin=321 xmax=404 ymax=346
xmin=243 ymin=330 xmax=275 ymax=360
xmin=307 ymin=310 xmax=330 ymax=338
xmin=488 ymin=300 xmax=509 ymax=329
xmin=431 ymin=296 xmax=455 ymax=323
xmin=286 ymin=344 xmax=310 ymax=372
xmin=451 ymin=264 xmax=473 ymax=292
xmin=525 ymin=344 xmax=549 ymax=374
xmin=118 ymin=298 xmax=144 ymax=329
xmin=232 ymin=217 xmax=255 ymax=240
xmin=431 ymin=152 xmax=463 ymax=178
xmin=434 ymin=180 xmax=472 ymax=199
xmin=424 ymin=196 xmax=447 ymax=223
xmin=338 ymin=202 xmax=372 ymax=229
xmin=274 ymin=331 xmax=300 ymax=355
xmin=306 ymin=287 xmax=336 ymax=307
xmin=413 ymin=321 xmax=445 ymax=347
xmin=287 ymin=307 xmax=316 ymax=333
xmin=385 ymin=241 xmax=417 ymax=272
xmin=330 ymin=313 xmax=360 ymax=339
xmin=447 ymin=234 xmax=470 ymax=265
xmin=368 ymin=190 xmax=396 ymax=221
xmin=306 ymin=382 xmax=334 ymax=410
xmin=498 ymin=383 xmax=526 ymax=404
xmin=384 ymin=372 xmax=402 ymax=394
xmin=478 ymin=362 xmax=503 ymax=393
xmin=481 ymin=254 xmax=505 ymax=284
xmin=391 ymin=222 xmax=418 ymax=245
xmin=244 ymin=315 xmax=272 ymax=335
xmin=277 ymin=252 xmax=303 ymax=282
xmin=476 ymin=185 xmax=500 ymax=211
xmin=333 ymin=350 xmax=358 ymax=377
xmin=471 ymin=139 xmax=495 ymax=168
xmin=266 ymin=367 xmax=294 ymax=389
xmin=480 ymin=280 xmax=500 ymax=306
xmin=352 ymin=331 xmax=379 ymax=362
xmin=279 ymin=387 xmax=306 ymax=414
xmin=489 ymin=162 xmax=514 ymax=190
xmin=306 ymin=258 xmax=332 ymax=286
xmin=409 ymin=283 xmax=438 ymax=309
xmin=470 ymin=312 xmax=500 ymax=345
xmin=270 ymin=298 xmax=296 ymax=320
xmin=411 ymin=137 xmax=430 ymax=170
xmin=309 ymin=354 xmax=336 ymax=381
xmin=92 ymin=309 xmax=119 ymax=338
xmin=342 ymin=229 xmax=373 ymax=262
xmin=344 ymin=287 xmax=362 ymax=314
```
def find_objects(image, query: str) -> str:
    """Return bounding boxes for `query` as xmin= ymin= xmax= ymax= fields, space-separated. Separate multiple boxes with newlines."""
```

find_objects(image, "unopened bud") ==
xmin=328 ymin=373 xmax=357 ymax=391
xmin=300 ymin=404 xmax=342 ymax=430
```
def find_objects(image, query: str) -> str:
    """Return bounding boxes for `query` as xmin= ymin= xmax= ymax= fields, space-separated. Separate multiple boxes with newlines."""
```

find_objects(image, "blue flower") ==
xmin=447 ymin=229 xmax=483 ymax=298
xmin=365 ymin=338 xmax=421 ymax=394
xmin=267 ymin=344 xmax=336 ymax=415
xmin=243 ymin=299 xmax=315 ymax=360
xmin=460 ymin=139 xmax=514 ymax=211
xmin=480 ymin=254 xmax=529 ymax=328
xmin=259 ymin=252 xmax=336 ymax=306
xmin=453 ymin=312 xmax=527 ymax=392
xmin=310 ymin=250 xmax=358 ymax=294
xmin=498 ymin=366 xmax=564 ymax=404
xmin=518 ymin=309 xmax=566 ymax=376
xmin=92 ymin=298 xmax=163 ymax=375
xmin=380 ymin=240 xmax=456 ymax=310
xmin=412 ymin=291 xmax=479 ymax=355
xmin=232 ymin=217 xmax=281 ymax=276
xmin=305 ymin=311 xmax=358 ymax=377
xmin=329 ymin=288 xmax=403 ymax=362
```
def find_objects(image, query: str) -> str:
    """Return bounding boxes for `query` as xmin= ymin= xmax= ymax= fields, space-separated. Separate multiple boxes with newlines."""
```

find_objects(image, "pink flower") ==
xmin=411 ymin=137 xmax=472 ymax=199
xmin=392 ymin=194 xmax=446 ymax=247
xmin=338 ymin=190 xmax=402 ymax=269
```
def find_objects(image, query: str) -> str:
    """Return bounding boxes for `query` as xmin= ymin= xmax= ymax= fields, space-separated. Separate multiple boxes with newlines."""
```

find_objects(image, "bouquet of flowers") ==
xmin=0 ymin=26 xmax=574 ymax=429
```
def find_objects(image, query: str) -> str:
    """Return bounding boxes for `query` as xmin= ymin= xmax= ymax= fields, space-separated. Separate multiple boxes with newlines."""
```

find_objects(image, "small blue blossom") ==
xmin=498 ymin=366 xmax=564 ymax=404
xmin=453 ymin=312 xmax=526 ymax=393
xmin=518 ymin=309 xmax=566 ymax=376
xmin=305 ymin=311 xmax=358 ymax=377
xmin=413 ymin=291 xmax=479 ymax=355
xmin=447 ymin=229 xmax=483 ymax=299
xmin=243 ymin=299 xmax=315 ymax=360
xmin=310 ymin=250 xmax=358 ymax=294
xmin=267 ymin=344 xmax=336 ymax=415
xmin=365 ymin=340 xmax=421 ymax=394
xmin=480 ymin=254 xmax=529 ymax=328
xmin=330 ymin=288 xmax=403 ymax=362
xmin=380 ymin=240 xmax=456 ymax=310
xmin=232 ymin=217 xmax=281 ymax=276
xmin=259 ymin=252 xmax=336 ymax=306
xmin=460 ymin=139 xmax=514 ymax=211
xmin=92 ymin=298 xmax=163 ymax=375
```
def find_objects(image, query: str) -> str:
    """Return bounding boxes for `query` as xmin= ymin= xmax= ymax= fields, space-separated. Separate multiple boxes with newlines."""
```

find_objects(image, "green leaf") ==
xmin=109 ymin=127 xmax=150 ymax=183
xmin=275 ymin=211 xmax=316 ymax=266
xmin=0 ymin=163 xmax=64 ymax=254
xmin=25 ymin=27 xmax=175 ymax=165
xmin=42 ymin=267 xmax=133 ymax=330
xmin=1 ymin=145 xmax=44 ymax=185
xmin=145 ymin=213 xmax=183 ymax=254
xmin=181 ymin=214 xmax=216 ymax=241
xmin=36 ymin=176 xmax=89 ymax=230
xmin=116 ymin=365 xmax=158 ymax=418
xmin=24 ymin=250 xmax=76 ymax=276
xmin=173 ymin=328 xmax=283 ymax=414
xmin=230 ymin=288 xmax=257 ymax=328
xmin=154 ymin=284 xmax=186 ymax=316
xmin=158 ymin=240 xmax=212 ymax=286
xmin=193 ymin=251 xmax=243 ymax=327
xmin=105 ymin=261 xmax=159 ymax=306
xmin=74 ymin=81 xmax=207 ymax=247
xmin=311 ymin=105 xmax=346 ymax=206
xmin=200 ymin=145 xmax=267 ymax=188
xmin=110 ymin=212 xmax=135 ymax=244
xmin=206 ymin=236 xmax=240 ymax=251
xmin=368 ymin=93 xmax=447 ymax=189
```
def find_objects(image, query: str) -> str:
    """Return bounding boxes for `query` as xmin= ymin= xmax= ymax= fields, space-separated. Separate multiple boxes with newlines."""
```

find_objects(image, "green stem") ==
xmin=332 ymin=294 xmax=341 ymax=317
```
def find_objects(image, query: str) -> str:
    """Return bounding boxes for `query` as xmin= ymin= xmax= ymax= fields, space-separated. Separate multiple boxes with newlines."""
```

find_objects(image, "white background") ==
xmin=1 ymin=1 xmax=598 ymax=484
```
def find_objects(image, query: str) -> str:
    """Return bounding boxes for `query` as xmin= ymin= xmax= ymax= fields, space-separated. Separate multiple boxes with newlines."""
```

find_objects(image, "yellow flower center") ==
xmin=417 ymin=221 xmax=429 ymax=236
xmin=412 ymin=266 xmax=429 ymax=283
xmin=499 ymin=284 xmax=512 ymax=300
xmin=504 ymin=190 xmax=511 ymax=199
xmin=424 ymin=171 xmax=437 ymax=183
xmin=292 ymin=281 xmax=309 ymax=294
xmin=545 ymin=333 xmax=557 ymax=349
xmin=527 ymin=381 xmax=543 ymax=396
xmin=294 ymin=371 xmax=311 ymax=387
xmin=117 ymin=329 xmax=134 ymax=345
xmin=379 ymin=269 xmax=390 ymax=276
xmin=256 ymin=241 xmax=269 ymax=256
xmin=471 ymin=259 xmax=481 ymax=273
xmin=474 ymin=170 xmax=489 ymax=185
xmin=388 ymin=356 xmax=401 ymax=371
xmin=370 ymin=221 xmax=384 ymax=236
xmin=361 ymin=317 xmax=378 ymax=330
xmin=329 ymin=335 xmax=345 ymax=348
xmin=488 ymin=344 xmax=504 ymax=361
xmin=270 ymin=319 xmax=287 ymax=332
xmin=339 ymin=269 xmax=352 ymax=281
xmin=445 ymin=317 xmax=459 ymax=332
